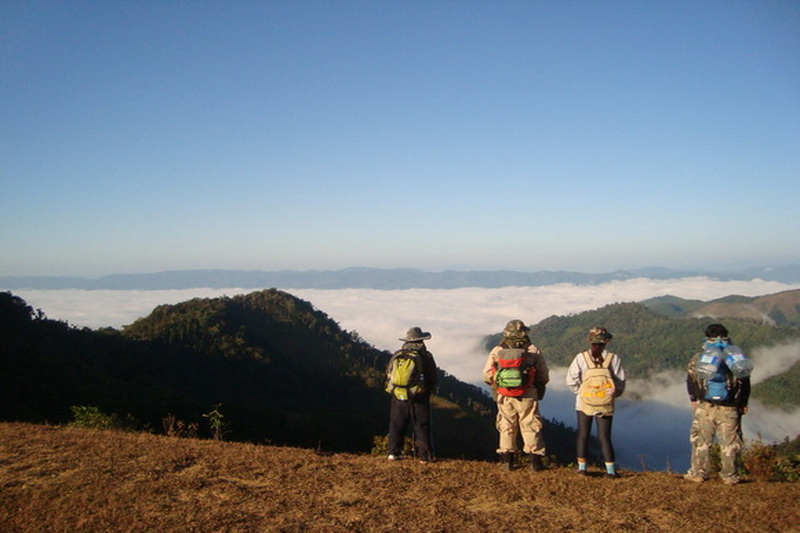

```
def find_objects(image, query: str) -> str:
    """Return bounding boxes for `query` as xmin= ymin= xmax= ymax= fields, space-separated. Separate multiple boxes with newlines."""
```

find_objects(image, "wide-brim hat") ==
xmin=400 ymin=327 xmax=431 ymax=342
xmin=588 ymin=326 xmax=613 ymax=344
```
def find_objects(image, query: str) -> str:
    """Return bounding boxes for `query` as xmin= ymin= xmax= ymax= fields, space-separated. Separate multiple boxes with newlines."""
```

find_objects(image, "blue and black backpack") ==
xmin=704 ymin=362 xmax=732 ymax=402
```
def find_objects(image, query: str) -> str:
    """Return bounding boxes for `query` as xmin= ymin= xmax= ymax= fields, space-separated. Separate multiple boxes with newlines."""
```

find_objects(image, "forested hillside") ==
xmin=642 ymin=288 xmax=800 ymax=327
xmin=0 ymin=290 xmax=577 ymax=461
xmin=485 ymin=301 xmax=800 ymax=406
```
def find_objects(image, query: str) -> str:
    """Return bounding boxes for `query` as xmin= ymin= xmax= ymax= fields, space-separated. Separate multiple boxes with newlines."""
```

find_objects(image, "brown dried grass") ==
xmin=1 ymin=423 xmax=797 ymax=532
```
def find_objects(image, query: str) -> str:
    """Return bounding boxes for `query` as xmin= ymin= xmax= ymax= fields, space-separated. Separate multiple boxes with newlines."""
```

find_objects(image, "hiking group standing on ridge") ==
xmin=384 ymin=320 xmax=752 ymax=483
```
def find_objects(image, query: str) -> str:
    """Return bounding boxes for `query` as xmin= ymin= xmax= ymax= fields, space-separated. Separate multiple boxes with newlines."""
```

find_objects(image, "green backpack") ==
xmin=386 ymin=349 xmax=424 ymax=401
xmin=494 ymin=348 xmax=534 ymax=397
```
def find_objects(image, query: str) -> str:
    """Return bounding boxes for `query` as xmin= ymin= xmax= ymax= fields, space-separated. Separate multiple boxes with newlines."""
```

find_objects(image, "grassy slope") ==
xmin=1 ymin=423 xmax=797 ymax=533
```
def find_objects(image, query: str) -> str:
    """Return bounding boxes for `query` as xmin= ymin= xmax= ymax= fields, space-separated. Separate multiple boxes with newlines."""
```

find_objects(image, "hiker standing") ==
xmin=684 ymin=323 xmax=752 ymax=485
xmin=482 ymin=319 xmax=550 ymax=471
xmin=385 ymin=327 xmax=438 ymax=462
xmin=566 ymin=326 xmax=626 ymax=478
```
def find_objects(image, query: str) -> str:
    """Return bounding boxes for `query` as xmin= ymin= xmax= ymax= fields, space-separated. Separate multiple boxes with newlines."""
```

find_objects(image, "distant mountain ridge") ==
xmin=641 ymin=289 xmax=800 ymax=328
xmin=3 ymin=264 xmax=800 ymax=290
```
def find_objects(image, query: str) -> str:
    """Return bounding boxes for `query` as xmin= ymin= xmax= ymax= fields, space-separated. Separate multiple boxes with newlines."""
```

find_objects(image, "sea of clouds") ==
xmin=9 ymin=277 xmax=800 ymax=471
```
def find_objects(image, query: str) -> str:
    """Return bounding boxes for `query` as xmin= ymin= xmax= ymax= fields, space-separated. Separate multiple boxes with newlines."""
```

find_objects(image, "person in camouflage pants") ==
xmin=685 ymin=324 xmax=751 ymax=485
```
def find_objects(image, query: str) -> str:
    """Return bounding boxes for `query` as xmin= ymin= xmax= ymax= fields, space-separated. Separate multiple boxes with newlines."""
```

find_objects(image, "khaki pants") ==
xmin=495 ymin=395 xmax=546 ymax=455
xmin=687 ymin=402 xmax=742 ymax=481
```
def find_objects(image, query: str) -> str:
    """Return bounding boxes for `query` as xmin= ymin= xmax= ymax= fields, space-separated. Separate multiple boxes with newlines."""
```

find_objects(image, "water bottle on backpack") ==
xmin=696 ymin=345 xmax=723 ymax=380
xmin=723 ymin=345 xmax=753 ymax=378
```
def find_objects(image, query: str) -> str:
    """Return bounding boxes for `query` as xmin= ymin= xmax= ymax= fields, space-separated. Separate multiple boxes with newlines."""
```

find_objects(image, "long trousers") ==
xmin=687 ymin=402 xmax=742 ymax=480
xmin=495 ymin=395 xmax=546 ymax=455
xmin=388 ymin=397 xmax=433 ymax=460
xmin=576 ymin=411 xmax=615 ymax=463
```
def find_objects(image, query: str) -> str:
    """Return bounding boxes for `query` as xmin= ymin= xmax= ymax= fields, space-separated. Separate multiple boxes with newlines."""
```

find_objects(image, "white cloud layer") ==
xmin=9 ymin=277 xmax=800 ymax=471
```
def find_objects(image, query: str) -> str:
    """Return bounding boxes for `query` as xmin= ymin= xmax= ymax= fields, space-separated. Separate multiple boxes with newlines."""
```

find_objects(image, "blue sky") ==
xmin=2 ymin=1 xmax=799 ymax=277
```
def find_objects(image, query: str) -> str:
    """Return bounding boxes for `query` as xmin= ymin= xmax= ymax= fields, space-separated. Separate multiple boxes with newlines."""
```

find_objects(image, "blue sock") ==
xmin=605 ymin=462 xmax=616 ymax=475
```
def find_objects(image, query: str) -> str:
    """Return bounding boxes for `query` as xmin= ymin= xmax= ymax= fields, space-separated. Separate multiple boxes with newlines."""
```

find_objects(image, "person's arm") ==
xmin=686 ymin=355 xmax=700 ymax=407
xmin=482 ymin=348 xmax=499 ymax=385
xmin=611 ymin=353 xmax=626 ymax=397
xmin=425 ymin=350 xmax=438 ymax=389
xmin=738 ymin=376 xmax=751 ymax=414
xmin=566 ymin=354 xmax=583 ymax=393
xmin=527 ymin=349 xmax=549 ymax=399
xmin=530 ymin=345 xmax=550 ymax=385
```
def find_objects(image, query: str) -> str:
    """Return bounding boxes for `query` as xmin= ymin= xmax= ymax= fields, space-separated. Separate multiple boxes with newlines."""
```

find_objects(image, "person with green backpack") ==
xmin=566 ymin=326 xmax=626 ymax=478
xmin=482 ymin=319 xmax=550 ymax=471
xmin=384 ymin=327 xmax=438 ymax=463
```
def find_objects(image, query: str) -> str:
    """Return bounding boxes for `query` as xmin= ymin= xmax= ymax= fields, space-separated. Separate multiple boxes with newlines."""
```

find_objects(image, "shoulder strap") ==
xmin=583 ymin=350 xmax=614 ymax=369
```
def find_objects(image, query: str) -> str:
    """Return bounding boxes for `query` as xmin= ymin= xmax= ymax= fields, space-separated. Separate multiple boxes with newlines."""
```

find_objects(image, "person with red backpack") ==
xmin=482 ymin=319 xmax=550 ymax=471
xmin=566 ymin=326 xmax=626 ymax=478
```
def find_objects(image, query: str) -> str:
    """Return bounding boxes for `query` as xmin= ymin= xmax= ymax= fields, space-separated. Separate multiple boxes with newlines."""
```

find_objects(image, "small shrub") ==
xmin=708 ymin=443 xmax=721 ymax=476
xmin=202 ymin=404 xmax=229 ymax=441
xmin=742 ymin=438 xmax=800 ymax=482
xmin=775 ymin=456 xmax=800 ymax=482
xmin=162 ymin=413 xmax=199 ymax=439
xmin=371 ymin=434 xmax=414 ymax=457
xmin=70 ymin=405 xmax=134 ymax=431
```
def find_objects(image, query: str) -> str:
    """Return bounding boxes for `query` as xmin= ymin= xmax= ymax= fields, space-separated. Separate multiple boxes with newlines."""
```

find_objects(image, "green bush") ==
xmin=70 ymin=405 xmax=134 ymax=431
xmin=741 ymin=439 xmax=800 ymax=482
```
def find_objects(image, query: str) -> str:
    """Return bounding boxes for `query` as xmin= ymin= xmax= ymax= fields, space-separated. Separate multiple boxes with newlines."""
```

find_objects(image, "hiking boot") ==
xmin=530 ymin=454 xmax=544 ymax=471
xmin=387 ymin=454 xmax=402 ymax=461
xmin=683 ymin=473 xmax=705 ymax=483
xmin=499 ymin=452 xmax=515 ymax=471
xmin=722 ymin=476 xmax=740 ymax=485
xmin=605 ymin=473 xmax=620 ymax=479
xmin=576 ymin=469 xmax=587 ymax=476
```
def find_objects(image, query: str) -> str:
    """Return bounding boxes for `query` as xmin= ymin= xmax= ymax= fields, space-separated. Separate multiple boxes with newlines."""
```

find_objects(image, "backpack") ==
xmin=578 ymin=351 xmax=616 ymax=416
xmin=494 ymin=348 xmax=535 ymax=397
xmin=386 ymin=349 xmax=425 ymax=401
xmin=703 ymin=362 xmax=732 ymax=402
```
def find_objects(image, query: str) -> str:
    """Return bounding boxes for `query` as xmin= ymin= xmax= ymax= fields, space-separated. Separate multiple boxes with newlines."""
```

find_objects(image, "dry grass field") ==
xmin=1 ymin=422 xmax=797 ymax=532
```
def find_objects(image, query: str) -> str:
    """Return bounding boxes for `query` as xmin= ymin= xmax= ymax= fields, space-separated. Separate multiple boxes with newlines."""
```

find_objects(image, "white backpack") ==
xmin=578 ymin=351 xmax=617 ymax=416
